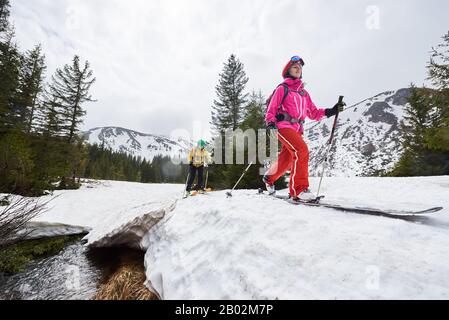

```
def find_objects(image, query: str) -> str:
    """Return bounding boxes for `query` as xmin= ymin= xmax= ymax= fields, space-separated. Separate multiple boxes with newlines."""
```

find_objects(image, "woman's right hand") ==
xmin=266 ymin=122 xmax=277 ymax=130
xmin=266 ymin=122 xmax=278 ymax=136
xmin=325 ymin=101 xmax=346 ymax=118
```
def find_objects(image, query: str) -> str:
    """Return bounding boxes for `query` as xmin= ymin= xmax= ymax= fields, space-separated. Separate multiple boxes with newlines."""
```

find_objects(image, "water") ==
xmin=0 ymin=241 xmax=122 ymax=300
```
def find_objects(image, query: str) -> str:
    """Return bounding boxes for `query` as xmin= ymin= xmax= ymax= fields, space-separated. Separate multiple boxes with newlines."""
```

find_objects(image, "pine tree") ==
xmin=239 ymin=90 xmax=269 ymax=188
xmin=390 ymin=31 xmax=449 ymax=176
xmin=0 ymin=28 xmax=22 ymax=134
xmin=140 ymin=159 xmax=153 ymax=183
xmin=393 ymin=85 xmax=431 ymax=175
xmin=240 ymin=90 xmax=266 ymax=131
xmin=428 ymin=31 xmax=449 ymax=90
xmin=426 ymin=31 xmax=449 ymax=152
xmin=208 ymin=55 xmax=249 ymax=189
xmin=0 ymin=0 xmax=10 ymax=34
xmin=0 ymin=0 xmax=16 ymax=133
xmin=33 ymin=56 xmax=95 ymax=186
xmin=0 ymin=130 xmax=34 ymax=194
xmin=47 ymin=55 xmax=96 ymax=143
xmin=219 ymin=90 xmax=288 ymax=190
xmin=31 ymin=94 xmax=68 ymax=185
xmin=36 ymin=93 xmax=63 ymax=138
xmin=16 ymin=45 xmax=46 ymax=132
xmin=211 ymin=54 xmax=249 ymax=134
xmin=392 ymin=85 xmax=449 ymax=176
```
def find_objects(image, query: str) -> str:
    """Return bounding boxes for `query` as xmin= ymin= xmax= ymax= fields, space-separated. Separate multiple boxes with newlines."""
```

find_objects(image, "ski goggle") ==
xmin=291 ymin=56 xmax=305 ymax=66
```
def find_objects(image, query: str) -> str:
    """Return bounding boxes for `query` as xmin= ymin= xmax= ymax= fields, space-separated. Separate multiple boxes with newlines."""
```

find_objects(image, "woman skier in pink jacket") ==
xmin=264 ymin=56 xmax=345 ymax=201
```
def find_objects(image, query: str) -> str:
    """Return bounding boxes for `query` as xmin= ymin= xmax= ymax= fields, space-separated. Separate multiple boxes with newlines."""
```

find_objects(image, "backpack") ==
xmin=265 ymin=84 xmax=289 ymax=117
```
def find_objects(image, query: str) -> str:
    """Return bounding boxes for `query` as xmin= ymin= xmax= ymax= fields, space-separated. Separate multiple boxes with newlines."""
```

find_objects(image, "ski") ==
xmin=183 ymin=191 xmax=198 ymax=198
xmin=258 ymin=189 xmax=444 ymax=218
xmin=183 ymin=189 xmax=214 ymax=199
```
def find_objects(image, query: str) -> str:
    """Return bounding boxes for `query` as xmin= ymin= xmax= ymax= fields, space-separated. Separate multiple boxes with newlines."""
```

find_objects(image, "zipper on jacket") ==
xmin=293 ymin=94 xmax=304 ymax=133
xmin=293 ymin=95 xmax=300 ymax=117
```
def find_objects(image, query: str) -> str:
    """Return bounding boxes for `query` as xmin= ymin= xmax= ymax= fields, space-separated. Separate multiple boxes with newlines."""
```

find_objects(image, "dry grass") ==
xmin=94 ymin=250 xmax=158 ymax=300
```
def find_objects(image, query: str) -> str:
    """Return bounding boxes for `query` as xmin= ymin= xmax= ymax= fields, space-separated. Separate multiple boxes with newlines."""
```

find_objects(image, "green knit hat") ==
xmin=198 ymin=139 xmax=206 ymax=148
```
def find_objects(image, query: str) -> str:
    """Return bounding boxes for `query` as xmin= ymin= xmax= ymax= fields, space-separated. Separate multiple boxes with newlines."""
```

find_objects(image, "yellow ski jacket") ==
xmin=188 ymin=147 xmax=212 ymax=168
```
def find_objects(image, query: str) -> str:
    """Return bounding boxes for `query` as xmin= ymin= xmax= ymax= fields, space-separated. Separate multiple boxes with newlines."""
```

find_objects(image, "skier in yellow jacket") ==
xmin=186 ymin=139 xmax=212 ymax=193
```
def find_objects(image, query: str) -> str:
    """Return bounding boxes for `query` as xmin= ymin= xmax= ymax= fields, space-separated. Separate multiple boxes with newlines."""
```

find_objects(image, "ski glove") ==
xmin=266 ymin=122 xmax=278 ymax=136
xmin=325 ymin=101 xmax=346 ymax=118
xmin=266 ymin=121 xmax=277 ymax=130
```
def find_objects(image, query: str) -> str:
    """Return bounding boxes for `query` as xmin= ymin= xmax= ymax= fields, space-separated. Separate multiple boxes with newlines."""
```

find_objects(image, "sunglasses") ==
xmin=291 ymin=56 xmax=305 ymax=66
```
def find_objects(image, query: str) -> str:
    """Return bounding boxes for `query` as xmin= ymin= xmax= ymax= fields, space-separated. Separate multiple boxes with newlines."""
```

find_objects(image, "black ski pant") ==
xmin=186 ymin=165 xmax=204 ymax=191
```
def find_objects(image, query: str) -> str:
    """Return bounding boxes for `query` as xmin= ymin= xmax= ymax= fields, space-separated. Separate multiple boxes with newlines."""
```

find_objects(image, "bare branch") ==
xmin=0 ymin=195 xmax=54 ymax=246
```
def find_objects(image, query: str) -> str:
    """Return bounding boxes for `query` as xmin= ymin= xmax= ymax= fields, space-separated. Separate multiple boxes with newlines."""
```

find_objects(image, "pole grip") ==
xmin=337 ymin=96 xmax=344 ymax=115
xmin=328 ymin=95 xmax=344 ymax=144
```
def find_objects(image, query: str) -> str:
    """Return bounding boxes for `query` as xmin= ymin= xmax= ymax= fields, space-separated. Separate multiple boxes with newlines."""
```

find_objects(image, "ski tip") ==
xmin=400 ymin=206 xmax=445 ymax=215
xmin=421 ymin=206 xmax=444 ymax=214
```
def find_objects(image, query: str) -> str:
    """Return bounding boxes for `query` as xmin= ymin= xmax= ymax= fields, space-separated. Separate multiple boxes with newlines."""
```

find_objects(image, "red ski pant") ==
xmin=266 ymin=128 xmax=310 ymax=197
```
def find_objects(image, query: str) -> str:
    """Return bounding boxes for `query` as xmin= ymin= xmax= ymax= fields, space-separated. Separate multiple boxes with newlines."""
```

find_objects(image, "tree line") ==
xmin=85 ymin=143 xmax=187 ymax=184
xmin=0 ymin=0 xmax=96 ymax=195
xmin=0 ymin=0 xmax=194 ymax=195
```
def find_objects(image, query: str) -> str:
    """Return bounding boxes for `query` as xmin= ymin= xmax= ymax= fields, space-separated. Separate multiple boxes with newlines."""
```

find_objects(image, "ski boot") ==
xmin=262 ymin=175 xmax=276 ymax=196
xmin=291 ymin=189 xmax=319 ymax=203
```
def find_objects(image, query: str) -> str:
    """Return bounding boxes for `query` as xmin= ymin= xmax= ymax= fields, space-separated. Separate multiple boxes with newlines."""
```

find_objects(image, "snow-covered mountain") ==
xmin=82 ymin=127 xmax=193 ymax=161
xmin=305 ymin=88 xmax=411 ymax=177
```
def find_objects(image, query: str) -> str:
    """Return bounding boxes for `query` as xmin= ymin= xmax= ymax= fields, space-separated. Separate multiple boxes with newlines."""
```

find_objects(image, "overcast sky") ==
xmin=10 ymin=0 xmax=449 ymax=139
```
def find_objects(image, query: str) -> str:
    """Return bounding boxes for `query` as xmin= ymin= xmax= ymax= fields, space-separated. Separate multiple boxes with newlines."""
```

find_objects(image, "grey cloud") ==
xmin=10 ymin=0 xmax=449 ymax=136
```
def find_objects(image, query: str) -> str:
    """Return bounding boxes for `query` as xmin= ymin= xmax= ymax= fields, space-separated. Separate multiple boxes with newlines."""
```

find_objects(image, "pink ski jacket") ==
xmin=265 ymin=78 xmax=326 ymax=133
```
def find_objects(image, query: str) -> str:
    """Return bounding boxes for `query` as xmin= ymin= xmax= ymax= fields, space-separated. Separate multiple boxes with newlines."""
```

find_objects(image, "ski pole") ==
xmin=182 ymin=169 xmax=191 ymax=198
xmin=205 ymin=166 xmax=209 ymax=190
xmin=316 ymin=96 xmax=344 ymax=198
xmin=226 ymin=161 xmax=254 ymax=198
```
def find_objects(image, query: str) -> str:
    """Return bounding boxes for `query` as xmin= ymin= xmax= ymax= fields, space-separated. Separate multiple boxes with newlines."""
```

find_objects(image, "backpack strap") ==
xmin=277 ymin=83 xmax=289 ymax=114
